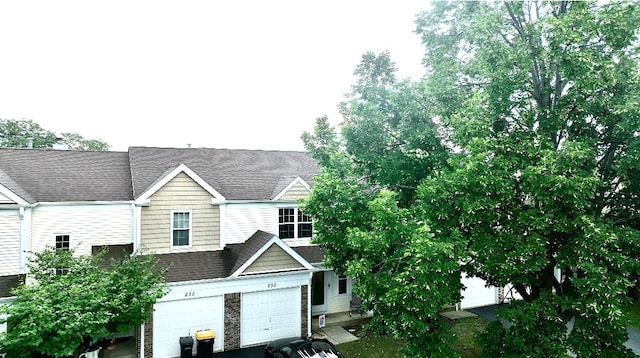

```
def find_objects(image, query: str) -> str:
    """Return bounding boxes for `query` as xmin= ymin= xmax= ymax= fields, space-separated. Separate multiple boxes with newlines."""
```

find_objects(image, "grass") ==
xmin=623 ymin=299 xmax=640 ymax=329
xmin=337 ymin=316 xmax=488 ymax=358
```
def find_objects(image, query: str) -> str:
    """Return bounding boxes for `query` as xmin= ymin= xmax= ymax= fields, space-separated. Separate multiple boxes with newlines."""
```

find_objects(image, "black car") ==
xmin=265 ymin=337 xmax=343 ymax=358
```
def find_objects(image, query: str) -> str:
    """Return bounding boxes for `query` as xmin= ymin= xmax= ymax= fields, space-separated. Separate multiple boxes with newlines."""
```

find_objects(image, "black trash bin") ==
xmin=195 ymin=329 xmax=215 ymax=358
xmin=179 ymin=336 xmax=194 ymax=358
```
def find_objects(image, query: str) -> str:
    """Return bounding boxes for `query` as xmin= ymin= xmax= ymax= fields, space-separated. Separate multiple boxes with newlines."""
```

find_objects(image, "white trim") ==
xmin=230 ymin=235 xmax=315 ymax=277
xmin=136 ymin=163 xmax=225 ymax=204
xmin=219 ymin=202 xmax=226 ymax=249
xmin=0 ymin=184 xmax=29 ymax=206
xmin=272 ymin=176 xmax=311 ymax=201
xmin=170 ymin=210 xmax=192 ymax=249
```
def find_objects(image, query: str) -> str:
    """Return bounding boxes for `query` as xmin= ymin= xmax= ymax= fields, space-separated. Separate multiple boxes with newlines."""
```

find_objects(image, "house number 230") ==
xmin=267 ymin=283 xmax=277 ymax=289
xmin=184 ymin=291 xmax=195 ymax=297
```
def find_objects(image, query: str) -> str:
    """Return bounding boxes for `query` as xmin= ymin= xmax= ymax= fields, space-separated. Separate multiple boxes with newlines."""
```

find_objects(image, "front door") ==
xmin=311 ymin=271 xmax=328 ymax=314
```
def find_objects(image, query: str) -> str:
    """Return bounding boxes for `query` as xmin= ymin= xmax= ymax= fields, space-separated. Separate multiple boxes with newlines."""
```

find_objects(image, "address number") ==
xmin=267 ymin=283 xmax=277 ymax=289
xmin=184 ymin=291 xmax=196 ymax=297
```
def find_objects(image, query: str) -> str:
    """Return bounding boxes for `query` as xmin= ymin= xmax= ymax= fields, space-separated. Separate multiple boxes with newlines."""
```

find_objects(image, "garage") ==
xmin=153 ymin=295 xmax=224 ymax=358
xmin=460 ymin=275 xmax=498 ymax=309
xmin=241 ymin=287 xmax=301 ymax=347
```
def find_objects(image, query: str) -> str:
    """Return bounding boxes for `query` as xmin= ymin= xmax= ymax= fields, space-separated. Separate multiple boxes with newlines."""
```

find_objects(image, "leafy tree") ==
xmin=0 ymin=119 xmax=110 ymax=150
xmin=303 ymin=1 xmax=640 ymax=357
xmin=0 ymin=248 xmax=168 ymax=357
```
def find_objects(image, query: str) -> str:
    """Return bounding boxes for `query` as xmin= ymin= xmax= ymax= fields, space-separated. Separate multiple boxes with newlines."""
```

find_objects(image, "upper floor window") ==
xmin=55 ymin=235 xmax=70 ymax=250
xmin=172 ymin=211 xmax=191 ymax=247
xmin=279 ymin=208 xmax=312 ymax=239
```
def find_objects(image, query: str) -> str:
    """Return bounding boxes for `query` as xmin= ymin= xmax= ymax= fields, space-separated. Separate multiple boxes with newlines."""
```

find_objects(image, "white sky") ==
xmin=0 ymin=1 xmax=428 ymax=152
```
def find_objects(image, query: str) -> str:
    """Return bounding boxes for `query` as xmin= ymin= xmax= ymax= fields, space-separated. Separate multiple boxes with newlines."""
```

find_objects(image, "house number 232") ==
xmin=267 ymin=283 xmax=277 ymax=289
xmin=184 ymin=291 xmax=195 ymax=297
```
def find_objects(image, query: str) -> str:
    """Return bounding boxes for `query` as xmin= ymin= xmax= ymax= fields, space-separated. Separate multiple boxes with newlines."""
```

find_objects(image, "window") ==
xmin=55 ymin=235 xmax=70 ymax=250
xmin=279 ymin=208 xmax=312 ymax=239
xmin=172 ymin=211 xmax=191 ymax=247
xmin=338 ymin=275 xmax=348 ymax=295
xmin=54 ymin=235 xmax=70 ymax=275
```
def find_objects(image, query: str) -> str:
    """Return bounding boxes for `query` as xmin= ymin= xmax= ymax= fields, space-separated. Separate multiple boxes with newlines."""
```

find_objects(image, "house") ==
xmin=0 ymin=145 xmax=505 ymax=357
xmin=0 ymin=146 xmax=354 ymax=357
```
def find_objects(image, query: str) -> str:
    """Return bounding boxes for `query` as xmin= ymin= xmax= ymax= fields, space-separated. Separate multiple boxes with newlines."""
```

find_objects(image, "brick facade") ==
xmin=301 ymin=285 xmax=308 ymax=337
xmin=143 ymin=311 xmax=153 ymax=358
xmin=224 ymin=292 xmax=241 ymax=351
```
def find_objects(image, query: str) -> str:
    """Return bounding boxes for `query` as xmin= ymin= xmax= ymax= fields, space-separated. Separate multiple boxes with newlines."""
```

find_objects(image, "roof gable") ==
xmin=230 ymin=230 xmax=314 ymax=277
xmin=135 ymin=163 xmax=225 ymax=203
xmin=128 ymin=147 xmax=319 ymax=200
xmin=272 ymin=176 xmax=311 ymax=201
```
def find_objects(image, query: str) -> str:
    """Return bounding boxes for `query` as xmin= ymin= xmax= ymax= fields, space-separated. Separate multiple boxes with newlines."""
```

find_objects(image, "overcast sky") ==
xmin=0 ymin=1 xmax=429 ymax=152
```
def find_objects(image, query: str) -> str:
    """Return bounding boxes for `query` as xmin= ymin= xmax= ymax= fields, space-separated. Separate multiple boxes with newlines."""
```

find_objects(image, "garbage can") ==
xmin=195 ymin=329 xmax=215 ymax=358
xmin=179 ymin=336 xmax=194 ymax=358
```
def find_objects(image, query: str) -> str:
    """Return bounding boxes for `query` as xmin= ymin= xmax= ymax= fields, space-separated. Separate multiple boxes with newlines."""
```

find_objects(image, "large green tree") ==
xmin=0 ymin=119 xmax=110 ymax=150
xmin=0 ymin=248 xmax=167 ymax=357
xmin=303 ymin=1 xmax=640 ymax=357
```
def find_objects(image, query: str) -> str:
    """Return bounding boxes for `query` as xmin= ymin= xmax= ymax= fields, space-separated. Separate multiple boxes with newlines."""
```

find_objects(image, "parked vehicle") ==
xmin=265 ymin=337 xmax=343 ymax=358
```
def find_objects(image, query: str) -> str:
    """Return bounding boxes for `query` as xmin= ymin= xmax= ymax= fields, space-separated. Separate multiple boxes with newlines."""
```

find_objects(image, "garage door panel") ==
xmin=460 ymin=275 xmax=498 ymax=309
xmin=153 ymin=296 xmax=224 ymax=358
xmin=241 ymin=287 xmax=300 ymax=347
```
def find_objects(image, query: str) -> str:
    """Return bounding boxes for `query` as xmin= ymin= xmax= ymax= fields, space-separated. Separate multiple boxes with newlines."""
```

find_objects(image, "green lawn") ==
xmin=337 ymin=317 xmax=488 ymax=358
xmin=623 ymin=299 xmax=640 ymax=329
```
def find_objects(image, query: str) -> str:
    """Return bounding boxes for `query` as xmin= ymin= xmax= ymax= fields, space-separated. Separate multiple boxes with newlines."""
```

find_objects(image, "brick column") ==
xmin=143 ymin=311 xmax=153 ymax=358
xmin=224 ymin=292 xmax=241 ymax=350
xmin=301 ymin=285 xmax=308 ymax=337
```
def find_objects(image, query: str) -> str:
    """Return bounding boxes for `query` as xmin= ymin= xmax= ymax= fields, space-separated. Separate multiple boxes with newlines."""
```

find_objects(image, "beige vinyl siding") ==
xmin=225 ymin=204 xmax=277 ymax=244
xmin=31 ymin=204 xmax=133 ymax=256
xmin=0 ymin=211 xmax=20 ymax=276
xmin=0 ymin=192 xmax=15 ymax=204
xmin=140 ymin=173 xmax=220 ymax=253
xmin=242 ymin=244 xmax=303 ymax=274
xmin=279 ymin=182 xmax=310 ymax=201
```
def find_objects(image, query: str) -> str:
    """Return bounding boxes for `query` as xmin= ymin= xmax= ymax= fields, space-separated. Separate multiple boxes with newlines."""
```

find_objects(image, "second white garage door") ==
xmin=460 ymin=275 xmax=498 ymax=309
xmin=241 ymin=287 xmax=301 ymax=347
xmin=153 ymin=296 xmax=224 ymax=358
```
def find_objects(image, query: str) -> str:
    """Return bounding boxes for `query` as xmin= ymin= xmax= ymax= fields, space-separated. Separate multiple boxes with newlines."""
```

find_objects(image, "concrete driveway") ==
xmin=467 ymin=304 xmax=640 ymax=356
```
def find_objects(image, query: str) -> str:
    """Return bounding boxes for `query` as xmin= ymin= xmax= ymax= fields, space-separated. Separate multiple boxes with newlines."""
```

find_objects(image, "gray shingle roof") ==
xmin=0 ymin=148 xmax=133 ymax=203
xmin=153 ymin=230 xmax=311 ymax=283
xmin=128 ymin=147 xmax=320 ymax=200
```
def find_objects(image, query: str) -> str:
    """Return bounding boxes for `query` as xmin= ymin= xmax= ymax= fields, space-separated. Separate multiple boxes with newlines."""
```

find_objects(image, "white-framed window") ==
xmin=54 ymin=234 xmax=70 ymax=275
xmin=278 ymin=207 xmax=312 ymax=239
xmin=337 ymin=275 xmax=348 ymax=295
xmin=171 ymin=211 xmax=192 ymax=247
xmin=55 ymin=234 xmax=70 ymax=250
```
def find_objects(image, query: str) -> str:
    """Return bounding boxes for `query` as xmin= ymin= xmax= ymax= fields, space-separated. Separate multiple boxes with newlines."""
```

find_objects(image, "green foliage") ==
xmin=303 ymin=0 xmax=640 ymax=356
xmin=0 ymin=248 xmax=167 ymax=357
xmin=0 ymin=119 xmax=110 ymax=150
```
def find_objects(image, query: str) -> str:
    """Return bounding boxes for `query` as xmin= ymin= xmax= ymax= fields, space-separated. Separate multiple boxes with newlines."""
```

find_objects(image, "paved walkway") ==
xmin=315 ymin=325 xmax=359 ymax=345
xmin=468 ymin=304 xmax=640 ymax=356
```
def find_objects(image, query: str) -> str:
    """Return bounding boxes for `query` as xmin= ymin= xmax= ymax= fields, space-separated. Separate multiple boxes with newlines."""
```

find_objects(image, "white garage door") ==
xmin=460 ymin=275 xmax=498 ymax=309
xmin=153 ymin=296 xmax=224 ymax=358
xmin=241 ymin=287 xmax=301 ymax=347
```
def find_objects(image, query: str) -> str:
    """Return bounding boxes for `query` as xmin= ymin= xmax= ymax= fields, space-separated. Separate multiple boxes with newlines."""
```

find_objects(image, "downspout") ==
xmin=307 ymin=271 xmax=313 ymax=338
xmin=140 ymin=323 xmax=145 ymax=358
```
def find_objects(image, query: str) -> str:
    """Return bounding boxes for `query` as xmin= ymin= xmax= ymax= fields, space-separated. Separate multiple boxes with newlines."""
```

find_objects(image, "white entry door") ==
xmin=241 ymin=287 xmax=301 ymax=347
xmin=153 ymin=296 xmax=224 ymax=358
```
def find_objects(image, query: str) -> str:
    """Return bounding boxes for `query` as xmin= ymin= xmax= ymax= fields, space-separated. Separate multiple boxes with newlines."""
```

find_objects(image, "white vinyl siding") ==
xmin=0 ymin=211 xmax=21 ymax=276
xmin=140 ymin=173 xmax=220 ymax=253
xmin=31 ymin=204 xmax=133 ymax=256
xmin=225 ymin=204 xmax=277 ymax=244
